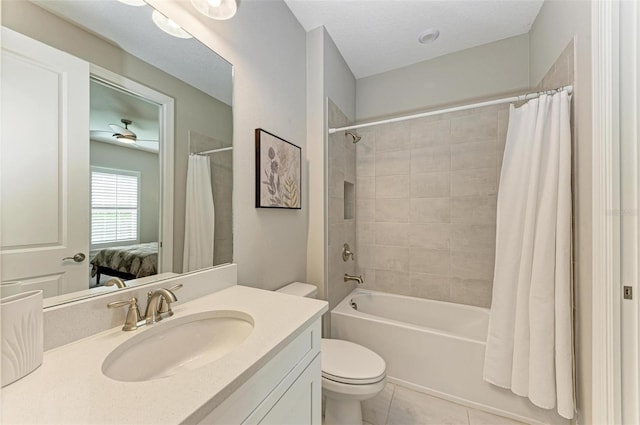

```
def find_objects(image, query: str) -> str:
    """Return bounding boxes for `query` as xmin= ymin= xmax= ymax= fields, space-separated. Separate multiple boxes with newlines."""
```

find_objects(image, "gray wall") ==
xmin=306 ymin=26 xmax=357 ymax=318
xmin=2 ymin=0 xmax=233 ymax=274
xmin=356 ymin=34 xmax=530 ymax=121
xmin=148 ymin=0 xmax=308 ymax=289
xmin=89 ymin=141 xmax=160 ymax=245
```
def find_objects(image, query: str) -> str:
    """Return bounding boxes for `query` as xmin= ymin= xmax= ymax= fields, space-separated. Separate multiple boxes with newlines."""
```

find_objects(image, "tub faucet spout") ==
xmin=344 ymin=274 xmax=364 ymax=285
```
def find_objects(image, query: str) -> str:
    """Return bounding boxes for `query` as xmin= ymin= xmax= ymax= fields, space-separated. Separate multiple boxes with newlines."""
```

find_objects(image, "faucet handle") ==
xmin=107 ymin=297 xmax=142 ymax=331
xmin=342 ymin=243 xmax=355 ymax=262
xmin=158 ymin=284 xmax=182 ymax=315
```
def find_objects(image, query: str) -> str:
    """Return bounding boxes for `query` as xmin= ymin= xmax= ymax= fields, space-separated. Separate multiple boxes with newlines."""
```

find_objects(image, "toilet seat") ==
xmin=321 ymin=339 xmax=386 ymax=385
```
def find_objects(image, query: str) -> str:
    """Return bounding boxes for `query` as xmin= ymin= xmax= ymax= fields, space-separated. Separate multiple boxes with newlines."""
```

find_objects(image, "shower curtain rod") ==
xmin=193 ymin=146 xmax=233 ymax=155
xmin=328 ymin=85 xmax=573 ymax=134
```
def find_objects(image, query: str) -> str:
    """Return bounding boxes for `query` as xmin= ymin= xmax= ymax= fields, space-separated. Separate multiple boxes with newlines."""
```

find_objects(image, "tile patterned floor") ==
xmin=361 ymin=383 xmax=529 ymax=425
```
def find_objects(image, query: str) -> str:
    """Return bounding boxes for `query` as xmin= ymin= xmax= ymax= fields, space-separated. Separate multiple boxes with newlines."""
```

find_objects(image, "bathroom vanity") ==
xmin=1 ymin=278 xmax=327 ymax=424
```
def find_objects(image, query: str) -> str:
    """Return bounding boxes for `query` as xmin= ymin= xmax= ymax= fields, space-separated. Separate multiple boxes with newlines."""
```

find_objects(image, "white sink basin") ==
xmin=102 ymin=310 xmax=254 ymax=382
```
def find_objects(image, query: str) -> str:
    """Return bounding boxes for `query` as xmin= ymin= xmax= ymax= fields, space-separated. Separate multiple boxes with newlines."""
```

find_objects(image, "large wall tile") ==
xmin=451 ymin=195 xmax=497 ymax=224
xmin=357 ymin=176 xmax=375 ymax=199
xmin=451 ymin=167 xmax=497 ymax=197
xmin=356 ymin=109 xmax=502 ymax=307
xmin=375 ymin=246 xmax=410 ymax=271
xmin=358 ymin=245 xmax=377 ymax=269
xmin=450 ymin=251 xmax=495 ymax=280
xmin=409 ymin=248 xmax=450 ymax=275
xmin=410 ymin=272 xmax=450 ymax=301
xmin=410 ymin=172 xmax=450 ymax=198
xmin=376 ymin=222 xmax=410 ymax=247
xmin=410 ymin=118 xmax=451 ymax=149
xmin=451 ymin=139 xmax=497 ymax=171
xmin=376 ymin=175 xmax=410 ymax=199
xmin=372 ymin=270 xmax=412 ymax=295
xmin=329 ymin=196 xmax=344 ymax=224
xmin=409 ymin=223 xmax=450 ymax=250
xmin=357 ymin=198 xmax=376 ymax=223
xmin=450 ymin=278 xmax=493 ymax=308
xmin=328 ymin=223 xmax=345 ymax=248
xmin=375 ymin=150 xmax=411 ymax=176
xmin=411 ymin=145 xmax=450 ymax=173
xmin=451 ymin=111 xmax=498 ymax=142
xmin=329 ymin=169 xmax=345 ymax=198
xmin=376 ymin=122 xmax=411 ymax=153
xmin=357 ymin=221 xmax=376 ymax=246
xmin=410 ymin=198 xmax=450 ymax=223
xmin=376 ymin=199 xmax=410 ymax=222
xmin=450 ymin=224 xmax=496 ymax=253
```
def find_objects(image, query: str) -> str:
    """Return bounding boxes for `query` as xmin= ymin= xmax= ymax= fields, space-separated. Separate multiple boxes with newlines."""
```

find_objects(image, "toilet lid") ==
xmin=321 ymin=339 xmax=386 ymax=385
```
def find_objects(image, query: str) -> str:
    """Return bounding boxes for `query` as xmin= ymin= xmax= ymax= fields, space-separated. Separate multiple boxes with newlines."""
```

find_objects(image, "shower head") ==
xmin=345 ymin=131 xmax=362 ymax=143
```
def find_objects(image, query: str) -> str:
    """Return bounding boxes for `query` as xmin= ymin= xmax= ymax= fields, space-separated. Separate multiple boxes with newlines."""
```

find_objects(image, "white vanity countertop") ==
xmin=1 ymin=285 xmax=328 ymax=424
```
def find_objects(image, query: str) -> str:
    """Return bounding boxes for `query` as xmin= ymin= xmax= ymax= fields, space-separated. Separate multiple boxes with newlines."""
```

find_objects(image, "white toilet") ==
xmin=276 ymin=282 xmax=387 ymax=425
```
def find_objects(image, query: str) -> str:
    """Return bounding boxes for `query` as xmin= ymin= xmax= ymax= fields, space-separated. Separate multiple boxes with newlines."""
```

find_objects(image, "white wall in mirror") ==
xmin=0 ymin=0 xmax=233 ymax=305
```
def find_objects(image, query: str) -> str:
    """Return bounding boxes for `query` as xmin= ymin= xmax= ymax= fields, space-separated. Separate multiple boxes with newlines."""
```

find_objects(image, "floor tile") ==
xmin=362 ymin=382 xmax=395 ymax=425
xmin=386 ymin=386 xmax=469 ymax=425
xmin=467 ymin=408 xmax=530 ymax=425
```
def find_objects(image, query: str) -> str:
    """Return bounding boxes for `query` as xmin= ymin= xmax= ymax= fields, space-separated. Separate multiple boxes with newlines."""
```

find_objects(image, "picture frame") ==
xmin=255 ymin=128 xmax=302 ymax=209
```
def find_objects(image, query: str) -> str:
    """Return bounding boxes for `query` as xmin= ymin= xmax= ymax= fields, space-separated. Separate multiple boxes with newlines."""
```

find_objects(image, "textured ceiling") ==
xmin=284 ymin=0 xmax=544 ymax=78
xmin=90 ymin=80 xmax=160 ymax=152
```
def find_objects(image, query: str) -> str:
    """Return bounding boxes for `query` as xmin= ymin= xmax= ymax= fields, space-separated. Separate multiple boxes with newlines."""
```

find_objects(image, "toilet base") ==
xmin=324 ymin=397 xmax=362 ymax=425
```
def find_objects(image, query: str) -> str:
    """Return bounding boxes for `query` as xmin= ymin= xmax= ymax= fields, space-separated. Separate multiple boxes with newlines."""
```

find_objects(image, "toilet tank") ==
xmin=276 ymin=282 xmax=318 ymax=299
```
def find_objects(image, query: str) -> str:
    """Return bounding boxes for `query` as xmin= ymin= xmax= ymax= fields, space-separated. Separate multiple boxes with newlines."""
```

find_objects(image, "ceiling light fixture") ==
xmin=117 ymin=0 xmax=147 ymax=6
xmin=116 ymin=135 xmax=137 ymax=144
xmin=190 ymin=0 xmax=237 ymax=20
xmin=418 ymin=28 xmax=440 ymax=44
xmin=151 ymin=10 xmax=193 ymax=39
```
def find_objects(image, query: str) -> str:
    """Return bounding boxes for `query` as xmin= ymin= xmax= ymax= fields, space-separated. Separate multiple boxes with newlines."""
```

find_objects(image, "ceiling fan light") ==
xmin=191 ymin=0 xmax=237 ymax=20
xmin=151 ymin=10 xmax=193 ymax=39
xmin=116 ymin=135 xmax=137 ymax=144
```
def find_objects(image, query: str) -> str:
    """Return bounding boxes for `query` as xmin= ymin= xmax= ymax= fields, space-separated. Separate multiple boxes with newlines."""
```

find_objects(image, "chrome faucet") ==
xmin=344 ymin=274 xmax=364 ymax=285
xmin=144 ymin=288 xmax=178 ymax=325
xmin=105 ymin=277 xmax=127 ymax=289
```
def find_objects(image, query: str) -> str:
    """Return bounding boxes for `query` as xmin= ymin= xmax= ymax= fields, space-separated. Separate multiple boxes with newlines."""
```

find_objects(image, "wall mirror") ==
xmin=0 ymin=0 xmax=233 ymax=307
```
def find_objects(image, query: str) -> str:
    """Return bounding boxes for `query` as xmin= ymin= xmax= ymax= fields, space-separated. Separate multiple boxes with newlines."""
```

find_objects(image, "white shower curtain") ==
xmin=183 ymin=155 xmax=215 ymax=272
xmin=483 ymin=90 xmax=574 ymax=419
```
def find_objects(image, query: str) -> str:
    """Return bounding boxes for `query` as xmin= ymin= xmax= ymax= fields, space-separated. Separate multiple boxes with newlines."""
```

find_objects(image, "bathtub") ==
xmin=331 ymin=289 xmax=569 ymax=425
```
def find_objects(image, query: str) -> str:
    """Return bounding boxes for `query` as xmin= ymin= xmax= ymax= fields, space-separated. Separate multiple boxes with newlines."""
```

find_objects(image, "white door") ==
xmin=1 ymin=27 xmax=90 ymax=297
xmin=620 ymin=1 xmax=640 ymax=422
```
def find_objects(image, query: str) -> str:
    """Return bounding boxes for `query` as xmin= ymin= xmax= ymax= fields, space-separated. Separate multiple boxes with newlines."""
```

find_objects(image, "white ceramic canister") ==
xmin=1 ymin=290 xmax=44 ymax=387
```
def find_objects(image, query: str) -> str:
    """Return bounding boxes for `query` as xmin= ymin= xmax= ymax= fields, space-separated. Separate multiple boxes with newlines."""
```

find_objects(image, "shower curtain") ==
xmin=483 ymin=90 xmax=574 ymax=419
xmin=183 ymin=155 xmax=215 ymax=272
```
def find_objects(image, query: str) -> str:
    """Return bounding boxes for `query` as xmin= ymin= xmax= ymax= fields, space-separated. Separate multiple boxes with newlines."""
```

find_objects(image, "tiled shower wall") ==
xmin=327 ymin=101 xmax=357 ymax=313
xmin=354 ymin=40 xmax=575 ymax=309
xmin=355 ymin=105 xmax=509 ymax=308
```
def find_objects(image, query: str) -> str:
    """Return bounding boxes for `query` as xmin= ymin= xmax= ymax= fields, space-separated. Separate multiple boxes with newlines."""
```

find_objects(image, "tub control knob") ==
xmin=342 ymin=243 xmax=355 ymax=262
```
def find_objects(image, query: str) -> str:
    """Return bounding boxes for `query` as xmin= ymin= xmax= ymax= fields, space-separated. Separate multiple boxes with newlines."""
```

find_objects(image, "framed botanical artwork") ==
xmin=255 ymin=128 xmax=301 ymax=209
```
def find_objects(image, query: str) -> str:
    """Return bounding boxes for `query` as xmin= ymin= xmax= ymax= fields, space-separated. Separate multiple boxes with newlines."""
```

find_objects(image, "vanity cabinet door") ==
xmin=258 ymin=354 xmax=321 ymax=425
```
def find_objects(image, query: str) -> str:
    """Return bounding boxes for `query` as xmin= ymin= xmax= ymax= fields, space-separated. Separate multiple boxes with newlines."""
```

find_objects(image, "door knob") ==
xmin=62 ymin=253 xmax=86 ymax=263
